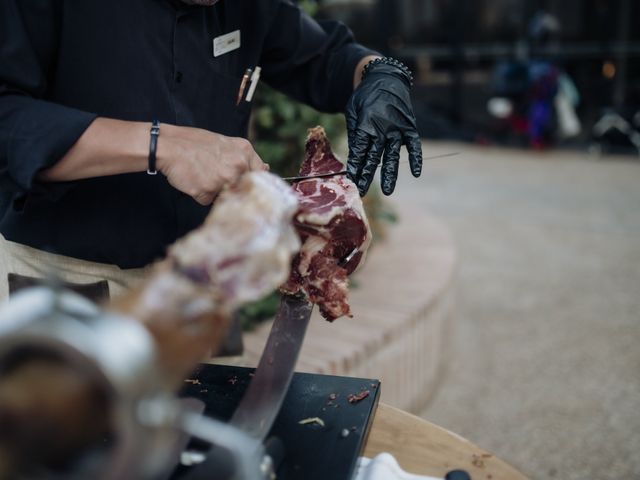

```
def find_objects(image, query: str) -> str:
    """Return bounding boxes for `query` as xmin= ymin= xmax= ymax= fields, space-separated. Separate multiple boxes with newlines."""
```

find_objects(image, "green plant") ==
xmin=236 ymin=291 xmax=281 ymax=332
xmin=251 ymin=85 xmax=346 ymax=176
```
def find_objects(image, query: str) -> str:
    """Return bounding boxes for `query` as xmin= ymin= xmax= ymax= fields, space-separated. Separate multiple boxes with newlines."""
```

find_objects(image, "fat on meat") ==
xmin=169 ymin=171 xmax=301 ymax=312
xmin=282 ymin=127 xmax=372 ymax=321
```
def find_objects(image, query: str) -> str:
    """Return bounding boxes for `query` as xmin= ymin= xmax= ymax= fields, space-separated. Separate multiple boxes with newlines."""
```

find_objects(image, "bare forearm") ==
xmin=38 ymin=118 xmax=149 ymax=182
xmin=353 ymin=55 xmax=381 ymax=89
xmin=37 ymin=115 xmax=266 ymax=206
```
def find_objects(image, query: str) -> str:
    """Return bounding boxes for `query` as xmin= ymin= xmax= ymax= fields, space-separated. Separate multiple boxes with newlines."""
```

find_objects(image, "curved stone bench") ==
xmin=243 ymin=206 xmax=457 ymax=413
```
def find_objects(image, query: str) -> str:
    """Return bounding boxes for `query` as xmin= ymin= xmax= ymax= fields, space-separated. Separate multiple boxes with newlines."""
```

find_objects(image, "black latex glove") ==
xmin=346 ymin=58 xmax=423 ymax=196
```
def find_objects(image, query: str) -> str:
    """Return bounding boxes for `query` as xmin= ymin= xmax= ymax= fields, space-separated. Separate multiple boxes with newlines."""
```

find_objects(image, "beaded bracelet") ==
xmin=361 ymin=57 xmax=414 ymax=86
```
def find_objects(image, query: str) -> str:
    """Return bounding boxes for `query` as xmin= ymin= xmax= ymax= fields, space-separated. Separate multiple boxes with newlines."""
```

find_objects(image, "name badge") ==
xmin=213 ymin=30 xmax=241 ymax=57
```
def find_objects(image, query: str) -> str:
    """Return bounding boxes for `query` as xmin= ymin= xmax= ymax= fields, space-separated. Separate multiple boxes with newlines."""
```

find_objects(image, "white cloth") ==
xmin=355 ymin=453 xmax=443 ymax=480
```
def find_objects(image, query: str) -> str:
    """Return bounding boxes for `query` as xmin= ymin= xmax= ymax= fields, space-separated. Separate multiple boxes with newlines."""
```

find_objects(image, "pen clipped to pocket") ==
xmin=236 ymin=66 xmax=262 ymax=105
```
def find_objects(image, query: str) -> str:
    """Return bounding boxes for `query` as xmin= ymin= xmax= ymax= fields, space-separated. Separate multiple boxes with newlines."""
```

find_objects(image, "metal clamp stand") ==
xmin=0 ymin=287 xmax=266 ymax=480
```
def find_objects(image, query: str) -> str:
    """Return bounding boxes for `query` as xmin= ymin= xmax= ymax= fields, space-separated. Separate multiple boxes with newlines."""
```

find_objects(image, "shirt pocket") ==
xmin=197 ymin=67 xmax=254 ymax=138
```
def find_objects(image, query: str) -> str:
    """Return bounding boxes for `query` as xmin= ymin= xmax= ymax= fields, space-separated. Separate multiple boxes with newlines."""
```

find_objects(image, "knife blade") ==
xmin=180 ymin=295 xmax=312 ymax=480
xmin=229 ymin=294 xmax=313 ymax=440
xmin=282 ymin=170 xmax=348 ymax=182
xmin=181 ymin=249 xmax=359 ymax=479
xmin=282 ymin=152 xmax=460 ymax=182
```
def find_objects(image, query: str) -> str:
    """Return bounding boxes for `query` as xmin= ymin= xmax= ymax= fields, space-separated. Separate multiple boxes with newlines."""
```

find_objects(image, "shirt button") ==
xmin=175 ymin=71 xmax=183 ymax=83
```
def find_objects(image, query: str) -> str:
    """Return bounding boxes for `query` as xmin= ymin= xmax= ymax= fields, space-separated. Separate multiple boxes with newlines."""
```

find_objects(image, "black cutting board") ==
xmin=174 ymin=363 xmax=380 ymax=480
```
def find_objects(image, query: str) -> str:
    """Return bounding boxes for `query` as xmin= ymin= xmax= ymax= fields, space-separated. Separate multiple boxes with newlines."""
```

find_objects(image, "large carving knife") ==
xmin=181 ymin=294 xmax=313 ymax=480
xmin=229 ymin=294 xmax=313 ymax=440
xmin=182 ymin=248 xmax=358 ymax=479
xmin=229 ymin=247 xmax=362 ymax=442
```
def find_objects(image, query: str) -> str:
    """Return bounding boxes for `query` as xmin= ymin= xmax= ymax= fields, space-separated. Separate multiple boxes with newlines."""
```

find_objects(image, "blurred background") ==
xmin=316 ymin=0 xmax=640 ymax=153
xmin=251 ymin=1 xmax=640 ymax=479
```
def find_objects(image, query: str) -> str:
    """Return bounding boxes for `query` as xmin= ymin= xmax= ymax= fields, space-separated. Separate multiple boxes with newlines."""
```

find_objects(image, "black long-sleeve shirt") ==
xmin=0 ymin=0 xmax=375 ymax=268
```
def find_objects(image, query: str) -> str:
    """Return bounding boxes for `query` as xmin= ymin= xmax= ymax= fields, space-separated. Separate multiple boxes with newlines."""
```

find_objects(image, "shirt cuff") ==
xmin=5 ymin=95 xmax=97 ymax=204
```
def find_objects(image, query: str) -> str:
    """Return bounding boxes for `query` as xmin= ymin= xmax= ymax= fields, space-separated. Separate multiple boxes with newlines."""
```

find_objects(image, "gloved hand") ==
xmin=346 ymin=58 xmax=423 ymax=196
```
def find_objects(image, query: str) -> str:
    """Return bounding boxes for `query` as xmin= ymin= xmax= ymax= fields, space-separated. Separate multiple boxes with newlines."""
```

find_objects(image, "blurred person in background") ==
xmin=488 ymin=10 xmax=581 ymax=149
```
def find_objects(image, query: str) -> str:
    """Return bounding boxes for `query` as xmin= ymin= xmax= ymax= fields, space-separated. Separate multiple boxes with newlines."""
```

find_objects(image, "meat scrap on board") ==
xmin=282 ymin=127 xmax=372 ymax=321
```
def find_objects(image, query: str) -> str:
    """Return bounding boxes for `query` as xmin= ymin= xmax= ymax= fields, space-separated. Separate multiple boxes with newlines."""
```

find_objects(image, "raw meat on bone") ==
xmin=282 ymin=127 xmax=372 ymax=321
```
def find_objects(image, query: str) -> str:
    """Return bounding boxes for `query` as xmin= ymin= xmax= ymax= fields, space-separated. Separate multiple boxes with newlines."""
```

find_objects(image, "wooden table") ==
xmin=364 ymin=403 xmax=529 ymax=480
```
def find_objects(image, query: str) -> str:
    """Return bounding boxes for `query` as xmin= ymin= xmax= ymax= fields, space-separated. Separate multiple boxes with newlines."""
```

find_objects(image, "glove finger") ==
xmin=404 ymin=131 xmax=423 ymax=178
xmin=347 ymin=129 xmax=371 ymax=184
xmin=357 ymin=137 xmax=385 ymax=197
xmin=345 ymin=98 xmax=359 ymax=132
xmin=380 ymin=132 xmax=402 ymax=196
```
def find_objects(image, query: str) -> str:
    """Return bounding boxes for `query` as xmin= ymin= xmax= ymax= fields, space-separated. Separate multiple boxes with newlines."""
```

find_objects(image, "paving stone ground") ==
xmin=392 ymin=143 xmax=640 ymax=480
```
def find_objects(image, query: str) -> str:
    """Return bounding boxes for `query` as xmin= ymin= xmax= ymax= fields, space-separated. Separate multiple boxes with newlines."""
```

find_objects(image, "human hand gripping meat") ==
xmin=282 ymin=127 xmax=372 ymax=321
xmin=157 ymin=124 xmax=268 ymax=206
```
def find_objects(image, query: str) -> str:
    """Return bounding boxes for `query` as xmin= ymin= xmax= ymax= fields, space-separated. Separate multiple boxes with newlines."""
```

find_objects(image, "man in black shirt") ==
xmin=0 ymin=0 xmax=422 ymax=297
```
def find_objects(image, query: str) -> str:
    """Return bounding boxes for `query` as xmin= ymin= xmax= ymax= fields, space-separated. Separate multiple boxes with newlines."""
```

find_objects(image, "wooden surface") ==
xmin=364 ymin=403 xmax=529 ymax=480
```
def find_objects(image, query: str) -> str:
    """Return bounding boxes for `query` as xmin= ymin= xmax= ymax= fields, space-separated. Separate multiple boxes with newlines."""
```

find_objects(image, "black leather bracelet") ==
xmin=361 ymin=57 xmax=414 ymax=87
xmin=147 ymin=120 xmax=160 ymax=175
